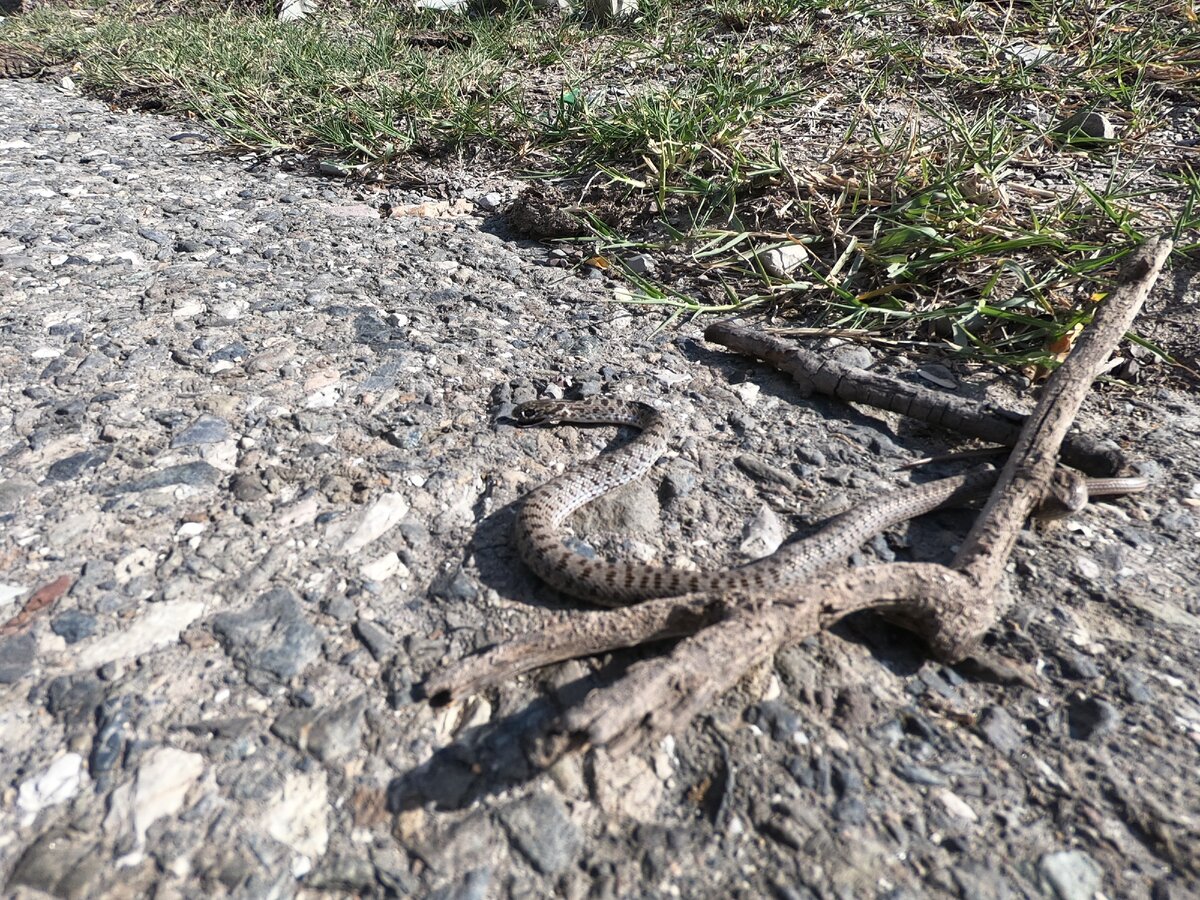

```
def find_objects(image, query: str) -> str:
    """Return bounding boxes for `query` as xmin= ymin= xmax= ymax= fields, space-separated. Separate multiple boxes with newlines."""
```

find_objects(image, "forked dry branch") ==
xmin=426 ymin=237 xmax=1173 ymax=765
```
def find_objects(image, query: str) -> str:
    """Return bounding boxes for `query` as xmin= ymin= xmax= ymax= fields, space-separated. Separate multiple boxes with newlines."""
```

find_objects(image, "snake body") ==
xmin=511 ymin=398 xmax=1147 ymax=608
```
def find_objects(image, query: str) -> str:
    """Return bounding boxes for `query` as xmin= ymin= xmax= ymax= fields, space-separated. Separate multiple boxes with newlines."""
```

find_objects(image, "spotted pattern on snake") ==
xmin=509 ymin=397 xmax=1148 ymax=608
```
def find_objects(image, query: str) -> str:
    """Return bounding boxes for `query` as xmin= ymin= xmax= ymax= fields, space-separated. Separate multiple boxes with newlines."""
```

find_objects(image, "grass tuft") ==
xmin=5 ymin=0 xmax=1197 ymax=368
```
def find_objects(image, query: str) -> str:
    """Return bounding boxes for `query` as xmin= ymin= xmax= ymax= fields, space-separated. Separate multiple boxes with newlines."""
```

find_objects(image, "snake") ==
xmin=510 ymin=397 xmax=1148 ymax=608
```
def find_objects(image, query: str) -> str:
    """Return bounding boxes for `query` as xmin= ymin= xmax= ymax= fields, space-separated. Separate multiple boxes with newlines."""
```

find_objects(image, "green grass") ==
xmin=5 ymin=0 xmax=1198 ymax=369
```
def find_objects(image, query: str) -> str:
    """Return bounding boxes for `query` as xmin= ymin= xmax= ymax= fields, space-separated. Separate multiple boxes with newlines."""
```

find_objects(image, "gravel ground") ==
xmin=2 ymin=79 xmax=1199 ymax=899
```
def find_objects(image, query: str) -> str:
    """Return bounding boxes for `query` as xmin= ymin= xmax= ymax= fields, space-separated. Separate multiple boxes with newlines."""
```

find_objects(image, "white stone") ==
xmin=652 ymin=370 xmax=691 ymax=387
xmin=454 ymin=697 xmax=493 ymax=735
xmin=263 ymin=772 xmax=330 ymax=860
xmin=200 ymin=439 xmax=238 ymax=472
xmin=592 ymin=751 xmax=663 ymax=822
xmin=360 ymin=552 xmax=408 ymax=583
xmin=109 ymin=747 xmax=205 ymax=866
xmin=1005 ymin=42 xmax=1057 ymax=68
xmin=304 ymin=384 xmax=341 ymax=409
xmin=739 ymin=503 xmax=785 ymax=560
xmin=758 ymin=242 xmax=809 ymax=278
xmin=732 ymin=382 xmax=760 ymax=406
xmin=17 ymin=753 xmax=85 ymax=825
xmin=278 ymin=494 xmax=320 ymax=531
xmin=172 ymin=298 xmax=205 ymax=319
xmin=214 ymin=299 xmax=248 ymax=321
xmin=338 ymin=493 xmax=409 ymax=555
xmin=114 ymin=547 xmax=158 ymax=585
xmin=109 ymin=250 xmax=145 ymax=266
xmin=74 ymin=600 xmax=206 ymax=670
xmin=48 ymin=510 xmax=101 ymax=549
xmin=936 ymin=788 xmax=979 ymax=822
xmin=0 ymin=581 xmax=25 ymax=614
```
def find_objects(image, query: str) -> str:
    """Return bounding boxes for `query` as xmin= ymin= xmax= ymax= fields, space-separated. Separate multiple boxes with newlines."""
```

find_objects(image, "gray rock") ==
xmin=1050 ymin=111 xmax=1115 ymax=146
xmin=1039 ymin=850 xmax=1102 ymax=900
xmin=1067 ymin=695 xmax=1119 ymax=741
xmin=1057 ymin=650 xmax=1101 ymax=680
xmin=271 ymin=693 xmax=366 ymax=761
xmin=0 ymin=478 xmax=35 ymax=512
xmin=90 ymin=697 xmax=129 ymax=775
xmin=750 ymin=700 xmax=804 ymax=744
xmin=1004 ymin=41 xmax=1058 ymax=68
xmin=660 ymin=458 xmax=699 ymax=501
xmin=832 ymin=795 xmax=867 ymax=825
xmin=439 ymin=568 xmax=479 ymax=603
xmin=1155 ymin=508 xmax=1195 ymax=536
xmin=0 ymin=632 xmax=36 ymax=684
xmin=305 ymin=854 xmax=378 ymax=892
xmin=211 ymin=588 xmax=321 ymax=681
xmin=757 ymin=242 xmax=809 ymax=278
xmin=171 ymin=414 xmax=232 ymax=447
xmin=321 ymin=594 xmax=357 ymax=622
xmin=572 ymin=480 xmax=660 ymax=537
xmin=951 ymin=860 xmax=1017 ymax=900
xmin=229 ymin=472 xmax=268 ymax=502
xmin=916 ymin=363 xmax=958 ymax=390
xmin=51 ymin=610 xmax=98 ymax=644
xmin=45 ymin=447 xmax=111 ymax=482
xmin=105 ymin=461 xmax=222 ymax=495
xmin=893 ymin=764 xmax=948 ymax=787
xmin=45 ymin=675 xmax=106 ymax=728
xmin=211 ymin=341 xmax=249 ymax=362
xmin=735 ymin=453 xmax=803 ymax=490
xmin=138 ymin=226 xmax=171 ymax=244
xmin=498 ymin=792 xmax=581 ymax=876
xmin=8 ymin=828 xmax=102 ymax=899
xmin=1119 ymin=670 xmax=1154 ymax=704
xmin=867 ymin=533 xmax=895 ymax=563
xmin=398 ymin=519 xmax=430 ymax=550
xmin=830 ymin=344 xmax=873 ymax=370
xmin=354 ymin=619 xmax=394 ymax=661
xmin=978 ymin=706 xmax=1025 ymax=753
xmin=739 ymin=502 xmax=786 ymax=560
xmin=795 ymin=447 xmax=827 ymax=468
xmin=624 ymin=253 xmax=656 ymax=276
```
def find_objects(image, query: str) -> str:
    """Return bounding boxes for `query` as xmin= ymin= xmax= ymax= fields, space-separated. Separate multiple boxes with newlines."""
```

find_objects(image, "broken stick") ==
xmin=704 ymin=319 xmax=1129 ymax=476
xmin=428 ymin=237 xmax=1171 ymax=762
xmin=535 ymin=237 xmax=1170 ymax=757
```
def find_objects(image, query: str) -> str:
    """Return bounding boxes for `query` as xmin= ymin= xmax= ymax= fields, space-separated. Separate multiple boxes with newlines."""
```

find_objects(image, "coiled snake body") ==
xmin=511 ymin=397 xmax=1147 ymax=608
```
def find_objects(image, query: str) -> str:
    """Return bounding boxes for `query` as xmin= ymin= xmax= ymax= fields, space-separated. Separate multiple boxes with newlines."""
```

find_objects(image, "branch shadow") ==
xmin=391 ymin=653 xmax=652 ymax=812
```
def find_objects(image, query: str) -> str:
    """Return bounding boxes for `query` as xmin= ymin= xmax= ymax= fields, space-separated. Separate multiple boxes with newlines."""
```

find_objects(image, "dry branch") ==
xmin=704 ymin=320 xmax=1129 ymax=476
xmin=429 ymin=238 xmax=1172 ymax=761
xmin=951 ymin=237 xmax=1173 ymax=595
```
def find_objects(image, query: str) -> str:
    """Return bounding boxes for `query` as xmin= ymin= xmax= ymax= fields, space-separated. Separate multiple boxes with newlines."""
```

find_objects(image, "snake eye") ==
xmin=510 ymin=401 xmax=554 ymax=425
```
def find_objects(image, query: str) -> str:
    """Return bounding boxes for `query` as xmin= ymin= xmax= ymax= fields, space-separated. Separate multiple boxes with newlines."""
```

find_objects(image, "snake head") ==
xmin=1038 ymin=469 xmax=1090 ymax=519
xmin=508 ymin=400 xmax=564 ymax=427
